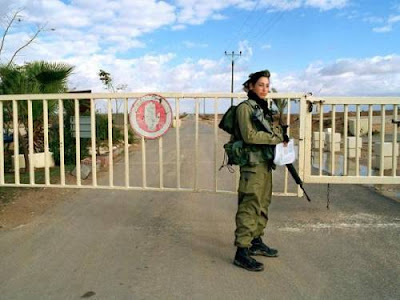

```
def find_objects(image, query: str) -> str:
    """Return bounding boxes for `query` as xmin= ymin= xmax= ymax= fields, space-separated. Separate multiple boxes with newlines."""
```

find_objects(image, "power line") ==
xmin=223 ymin=0 xmax=263 ymax=51
xmin=226 ymin=5 xmax=287 ymax=52
xmin=237 ymin=0 xmax=262 ymax=33
xmin=250 ymin=11 xmax=285 ymax=47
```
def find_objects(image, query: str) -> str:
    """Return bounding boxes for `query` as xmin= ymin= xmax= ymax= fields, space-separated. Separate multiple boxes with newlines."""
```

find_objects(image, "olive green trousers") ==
xmin=234 ymin=163 xmax=272 ymax=248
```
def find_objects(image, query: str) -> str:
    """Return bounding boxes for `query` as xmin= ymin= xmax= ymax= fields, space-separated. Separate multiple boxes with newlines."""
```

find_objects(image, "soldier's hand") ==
xmin=283 ymin=134 xmax=289 ymax=143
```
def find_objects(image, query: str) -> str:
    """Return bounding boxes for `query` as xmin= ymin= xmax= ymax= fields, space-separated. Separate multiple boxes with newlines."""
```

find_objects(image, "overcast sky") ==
xmin=1 ymin=0 xmax=399 ymax=96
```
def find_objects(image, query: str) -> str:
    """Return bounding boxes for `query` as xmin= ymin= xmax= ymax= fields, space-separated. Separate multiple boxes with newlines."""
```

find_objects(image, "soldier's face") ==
xmin=250 ymin=76 xmax=269 ymax=99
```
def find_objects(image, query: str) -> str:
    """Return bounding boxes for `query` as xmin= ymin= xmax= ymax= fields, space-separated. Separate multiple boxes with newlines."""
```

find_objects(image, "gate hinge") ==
xmin=392 ymin=119 xmax=400 ymax=127
xmin=306 ymin=99 xmax=325 ymax=113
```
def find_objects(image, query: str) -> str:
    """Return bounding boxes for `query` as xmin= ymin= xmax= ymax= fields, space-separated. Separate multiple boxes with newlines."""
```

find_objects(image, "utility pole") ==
xmin=225 ymin=51 xmax=242 ymax=106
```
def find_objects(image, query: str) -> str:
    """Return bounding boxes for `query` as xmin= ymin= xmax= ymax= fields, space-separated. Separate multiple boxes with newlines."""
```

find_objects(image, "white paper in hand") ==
xmin=273 ymin=139 xmax=296 ymax=166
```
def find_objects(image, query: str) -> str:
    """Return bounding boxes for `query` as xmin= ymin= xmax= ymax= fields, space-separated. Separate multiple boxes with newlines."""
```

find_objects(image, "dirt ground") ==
xmin=0 ymin=143 xmax=140 ymax=230
xmin=1 ymin=188 xmax=66 ymax=229
xmin=0 ymin=177 xmax=78 ymax=230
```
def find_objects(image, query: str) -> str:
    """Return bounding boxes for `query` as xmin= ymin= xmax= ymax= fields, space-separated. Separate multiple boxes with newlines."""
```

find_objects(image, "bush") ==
xmin=48 ymin=113 xmax=137 ymax=165
xmin=128 ymin=128 xmax=137 ymax=144
xmin=49 ymin=120 xmax=89 ymax=166
xmin=96 ymin=114 xmax=137 ymax=145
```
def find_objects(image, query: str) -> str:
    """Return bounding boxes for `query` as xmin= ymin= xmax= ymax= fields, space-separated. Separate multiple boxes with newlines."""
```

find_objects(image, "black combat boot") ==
xmin=233 ymin=247 xmax=264 ymax=271
xmin=249 ymin=237 xmax=279 ymax=257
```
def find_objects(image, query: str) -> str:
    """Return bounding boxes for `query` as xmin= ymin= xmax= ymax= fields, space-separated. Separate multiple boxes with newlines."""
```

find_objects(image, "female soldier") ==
xmin=233 ymin=70 xmax=288 ymax=272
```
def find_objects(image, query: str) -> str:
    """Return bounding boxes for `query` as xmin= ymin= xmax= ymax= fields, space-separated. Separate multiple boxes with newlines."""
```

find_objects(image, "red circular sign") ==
xmin=129 ymin=94 xmax=173 ymax=139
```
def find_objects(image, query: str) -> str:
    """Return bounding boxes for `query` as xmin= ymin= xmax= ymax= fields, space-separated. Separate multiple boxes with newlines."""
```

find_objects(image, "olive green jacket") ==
xmin=236 ymin=99 xmax=284 ymax=145
xmin=236 ymin=99 xmax=284 ymax=170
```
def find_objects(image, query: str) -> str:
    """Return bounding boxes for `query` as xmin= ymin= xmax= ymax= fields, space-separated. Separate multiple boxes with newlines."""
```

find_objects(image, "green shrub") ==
xmin=48 ymin=113 xmax=137 ymax=163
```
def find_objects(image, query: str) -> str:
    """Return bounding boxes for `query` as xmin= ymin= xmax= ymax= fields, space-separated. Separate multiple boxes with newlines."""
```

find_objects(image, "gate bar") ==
xmin=124 ymin=98 xmax=129 ymax=188
xmin=343 ymin=104 xmax=348 ymax=175
xmin=43 ymin=99 xmax=50 ymax=185
xmin=58 ymin=99 xmax=65 ymax=185
xmin=159 ymin=137 xmax=164 ymax=189
xmin=284 ymin=98 xmax=291 ymax=194
xmin=330 ymin=104 xmax=336 ymax=175
xmin=107 ymin=99 xmax=114 ymax=187
xmin=318 ymin=103 xmax=324 ymax=176
xmin=91 ymin=98 xmax=97 ymax=187
xmin=0 ymin=102 xmax=3 ymax=185
xmin=194 ymin=98 xmax=199 ymax=191
xmin=12 ymin=100 xmax=19 ymax=184
xmin=393 ymin=105 xmax=398 ymax=176
xmin=141 ymin=136 xmax=146 ymax=188
xmin=28 ymin=100 xmax=34 ymax=184
xmin=368 ymin=105 xmax=373 ymax=176
xmin=214 ymin=97 xmax=218 ymax=192
xmin=175 ymin=98 xmax=181 ymax=189
xmin=74 ymin=99 xmax=81 ymax=186
xmin=380 ymin=105 xmax=385 ymax=176
xmin=299 ymin=95 xmax=309 ymax=197
xmin=356 ymin=104 xmax=360 ymax=176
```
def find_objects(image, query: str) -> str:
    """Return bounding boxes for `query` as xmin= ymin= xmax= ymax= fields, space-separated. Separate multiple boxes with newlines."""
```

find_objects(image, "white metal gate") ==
xmin=302 ymin=96 xmax=399 ymax=185
xmin=0 ymin=93 xmax=398 ymax=196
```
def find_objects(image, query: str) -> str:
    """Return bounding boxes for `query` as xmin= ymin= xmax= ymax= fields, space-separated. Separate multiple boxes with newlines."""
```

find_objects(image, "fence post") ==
xmin=298 ymin=94 xmax=314 ymax=196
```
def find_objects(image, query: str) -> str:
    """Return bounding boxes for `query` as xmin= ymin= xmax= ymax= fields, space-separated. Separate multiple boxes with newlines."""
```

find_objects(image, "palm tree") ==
xmin=0 ymin=61 xmax=74 ymax=172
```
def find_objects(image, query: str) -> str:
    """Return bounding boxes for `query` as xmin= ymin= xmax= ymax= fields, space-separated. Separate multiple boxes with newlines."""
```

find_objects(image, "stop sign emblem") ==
xmin=129 ymin=94 xmax=173 ymax=139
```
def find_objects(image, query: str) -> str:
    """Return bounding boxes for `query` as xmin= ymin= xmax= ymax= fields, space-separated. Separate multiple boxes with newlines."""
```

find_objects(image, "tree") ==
xmin=99 ymin=69 xmax=114 ymax=91
xmin=0 ymin=9 xmax=73 ymax=172
xmin=0 ymin=61 xmax=74 ymax=172
xmin=0 ymin=8 xmax=49 ymax=66
xmin=98 ymin=69 xmax=127 ymax=115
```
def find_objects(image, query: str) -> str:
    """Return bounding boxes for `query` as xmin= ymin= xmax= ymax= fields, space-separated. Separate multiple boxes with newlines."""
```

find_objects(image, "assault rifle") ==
xmin=281 ymin=125 xmax=311 ymax=202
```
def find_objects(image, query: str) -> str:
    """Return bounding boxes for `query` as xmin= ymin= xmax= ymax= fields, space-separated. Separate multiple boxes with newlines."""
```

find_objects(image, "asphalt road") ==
xmin=0 ymin=117 xmax=399 ymax=300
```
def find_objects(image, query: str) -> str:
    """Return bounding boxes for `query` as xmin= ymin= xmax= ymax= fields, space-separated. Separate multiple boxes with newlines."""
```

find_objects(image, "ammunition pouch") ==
xmin=223 ymin=140 xmax=275 ymax=167
xmin=224 ymin=140 xmax=248 ymax=166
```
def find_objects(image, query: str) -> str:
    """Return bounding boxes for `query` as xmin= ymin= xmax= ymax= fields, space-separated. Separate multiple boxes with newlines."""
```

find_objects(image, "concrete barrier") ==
xmin=373 ymin=142 xmax=399 ymax=169
xmin=347 ymin=137 xmax=362 ymax=158
xmin=349 ymin=118 xmax=369 ymax=136
xmin=312 ymin=132 xmax=325 ymax=149
xmin=12 ymin=152 xmax=55 ymax=169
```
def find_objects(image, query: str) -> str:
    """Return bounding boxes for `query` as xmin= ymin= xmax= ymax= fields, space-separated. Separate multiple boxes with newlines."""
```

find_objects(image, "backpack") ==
xmin=218 ymin=102 xmax=250 ymax=168
xmin=218 ymin=101 xmax=252 ymax=138
xmin=218 ymin=104 xmax=238 ymax=135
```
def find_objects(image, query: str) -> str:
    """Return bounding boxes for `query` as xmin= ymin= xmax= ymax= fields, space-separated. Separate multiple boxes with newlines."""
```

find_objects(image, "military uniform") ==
xmin=234 ymin=99 xmax=284 ymax=248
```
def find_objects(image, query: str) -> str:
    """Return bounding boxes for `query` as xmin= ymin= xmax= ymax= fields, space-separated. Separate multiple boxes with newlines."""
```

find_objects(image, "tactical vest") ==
xmin=221 ymin=99 xmax=276 ymax=168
